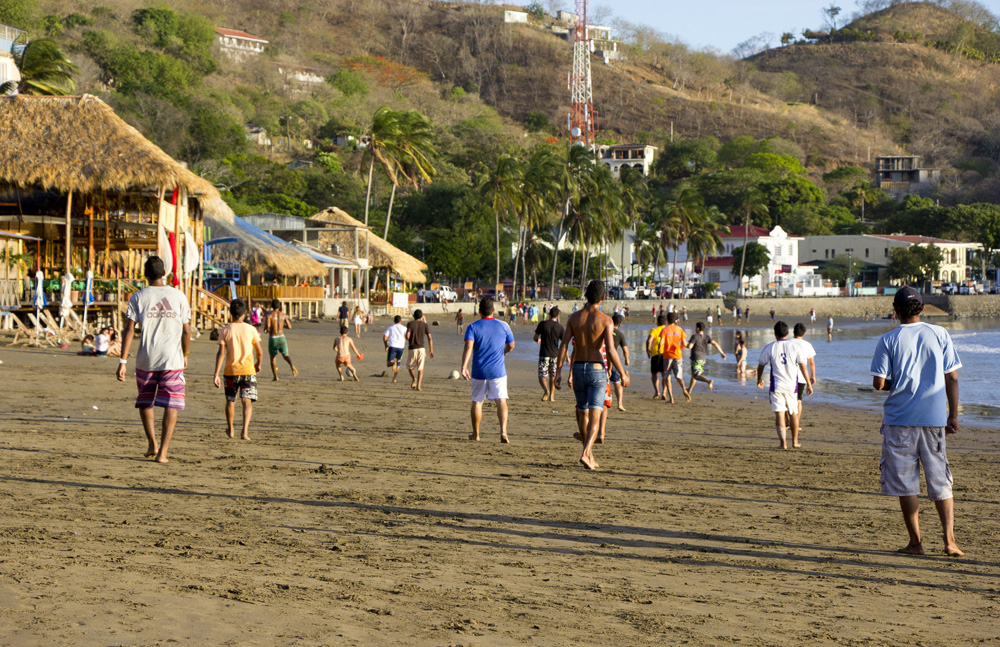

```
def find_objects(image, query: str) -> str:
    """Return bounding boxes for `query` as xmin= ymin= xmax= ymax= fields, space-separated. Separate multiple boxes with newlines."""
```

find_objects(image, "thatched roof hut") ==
xmin=0 ymin=94 xmax=218 ymax=200
xmin=312 ymin=207 xmax=427 ymax=283
xmin=205 ymin=212 xmax=326 ymax=279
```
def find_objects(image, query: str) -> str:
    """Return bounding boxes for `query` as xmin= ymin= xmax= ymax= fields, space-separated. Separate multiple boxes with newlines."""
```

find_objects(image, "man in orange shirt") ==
xmin=661 ymin=311 xmax=691 ymax=404
xmin=213 ymin=298 xmax=264 ymax=440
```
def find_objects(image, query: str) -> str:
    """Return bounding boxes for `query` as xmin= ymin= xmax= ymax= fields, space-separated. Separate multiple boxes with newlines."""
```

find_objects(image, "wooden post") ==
xmin=103 ymin=211 xmax=110 ymax=277
xmin=174 ymin=187 xmax=182 ymax=291
xmin=64 ymin=192 xmax=73 ymax=274
xmin=87 ymin=206 xmax=95 ymax=273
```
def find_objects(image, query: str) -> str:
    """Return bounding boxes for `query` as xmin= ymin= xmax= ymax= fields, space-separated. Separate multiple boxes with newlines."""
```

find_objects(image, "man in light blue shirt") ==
xmin=461 ymin=297 xmax=515 ymax=443
xmin=870 ymin=286 xmax=963 ymax=557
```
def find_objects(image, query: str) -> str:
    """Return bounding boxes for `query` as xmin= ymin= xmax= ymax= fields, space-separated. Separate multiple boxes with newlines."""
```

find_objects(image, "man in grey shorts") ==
xmin=871 ymin=286 xmax=963 ymax=557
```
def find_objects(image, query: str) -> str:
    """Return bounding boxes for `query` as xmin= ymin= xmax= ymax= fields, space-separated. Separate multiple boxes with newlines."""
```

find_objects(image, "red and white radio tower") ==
xmin=568 ymin=0 xmax=597 ymax=148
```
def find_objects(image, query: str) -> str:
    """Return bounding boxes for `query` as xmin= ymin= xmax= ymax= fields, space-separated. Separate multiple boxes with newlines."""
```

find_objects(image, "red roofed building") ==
xmin=216 ymin=28 xmax=268 ymax=61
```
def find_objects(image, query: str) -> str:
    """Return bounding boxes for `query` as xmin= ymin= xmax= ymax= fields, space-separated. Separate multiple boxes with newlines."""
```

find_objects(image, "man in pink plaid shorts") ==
xmin=116 ymin=256 xmax=191 ymax=463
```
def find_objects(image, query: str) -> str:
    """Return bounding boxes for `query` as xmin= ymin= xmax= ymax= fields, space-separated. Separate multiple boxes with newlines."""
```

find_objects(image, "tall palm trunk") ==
xmin=570 ymin=242 xmax=576 ymax=287
xmin=511 ymin=224 xmax=522 ymax=302
xmin=549 ymin=196 xmax=570 ymax=300
xmin=382 ymin=183 xmax=397 ymax=240
xmin=521 ymin=236 xmax=528 ymax=300
xmin=580 ymin=239 xmax=589 ymax=291
xmin=363 ymin=156 xmax=375 ymax=226
xmin=494 ymin=211 xmax=501 ymax=293
xmin=737 ymin=208 xmax=750 ymax=297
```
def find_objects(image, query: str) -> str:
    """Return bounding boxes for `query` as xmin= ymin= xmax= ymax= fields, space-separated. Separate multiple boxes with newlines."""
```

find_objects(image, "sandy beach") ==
xmin=1 ymin=314 xmax=998 ymax=646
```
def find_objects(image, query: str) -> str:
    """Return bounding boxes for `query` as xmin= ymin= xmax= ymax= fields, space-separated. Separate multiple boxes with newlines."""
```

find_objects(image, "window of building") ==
xmin=824 ymin=249 xmax=829 ymax=259
xmin=708 ymin=270 xmax=720 ymax=282
xmin=865 ymin=248 xmax=869 ymax=258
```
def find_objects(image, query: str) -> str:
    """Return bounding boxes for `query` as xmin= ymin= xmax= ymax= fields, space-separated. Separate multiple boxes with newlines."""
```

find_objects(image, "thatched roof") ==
xmin=0 ymin=94 xmax=218 ymax=198
xmin=311 ymin=207 xmax=427 ymax=283
xmin=205 ymin=212 xmax=326 ymax=278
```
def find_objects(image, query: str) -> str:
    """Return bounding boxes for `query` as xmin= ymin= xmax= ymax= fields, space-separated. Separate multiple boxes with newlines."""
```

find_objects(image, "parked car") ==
xmin=941 ymin=282 xmax=958 ymax=295
xmin=436 ymin=285 xmax=458 ymax=301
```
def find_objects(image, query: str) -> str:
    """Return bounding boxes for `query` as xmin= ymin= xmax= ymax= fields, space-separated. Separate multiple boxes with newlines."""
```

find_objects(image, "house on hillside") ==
xmin=0 ymin=50 xmax=18 ymax=89
xmin=277 ymin=64 xmax=326 ymax=86
xmin=555 ymin=11 xmax=578 ymax=23
xmin=600 ymin=144 xmax=656 ymax=177
xmin=504 ymin=10 xmax=528 ymax=23
xmin=801 ymin=233 xmax=977 ymax=284
xmin=874 ymin=155 xmax=940 ymax=199
xmin=216 ymin=28 xmax=268 ymax=61
xmin=0 ymin=23 xmax=25 ymax=90
xmin=244 ymin=124 xmax=271 ymax=147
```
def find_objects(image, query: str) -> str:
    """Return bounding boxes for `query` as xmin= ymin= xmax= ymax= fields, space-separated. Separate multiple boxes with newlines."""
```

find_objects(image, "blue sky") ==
xmin=517 ymin=0 xmax=862 ymax=53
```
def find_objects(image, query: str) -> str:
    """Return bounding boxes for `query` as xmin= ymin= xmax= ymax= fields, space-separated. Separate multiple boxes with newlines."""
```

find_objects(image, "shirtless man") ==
xmin=556 ymin=280 xmax=629 ymax=470
xmin=265 ymin=298 xmax=298 ymax=380
xmin=333 ymin=325 xmax=361 ymax=382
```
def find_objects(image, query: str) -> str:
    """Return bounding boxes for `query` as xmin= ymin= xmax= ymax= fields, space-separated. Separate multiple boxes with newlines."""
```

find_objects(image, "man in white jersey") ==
xmin=757 ymin=321 xmax=812 ymax=449
xmin=382 ymin=315 xmax=407 ymax=384
xmin=791 ymin=322 xmax=817 ymax=430
xmin=871 ymin=287 xmax=963 ymax=557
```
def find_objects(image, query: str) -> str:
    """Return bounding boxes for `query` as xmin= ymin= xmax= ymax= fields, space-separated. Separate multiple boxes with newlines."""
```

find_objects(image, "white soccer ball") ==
xmin=449 ymin=370 xmax=460 ymax=380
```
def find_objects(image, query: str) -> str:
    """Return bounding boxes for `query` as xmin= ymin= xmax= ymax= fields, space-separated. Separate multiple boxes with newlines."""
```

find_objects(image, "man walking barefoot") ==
xmin=871 ymin=287 xmax=963 ymax=557
xmin=405 ymin=309 xmax=433 ymax=390
xmin=646 ymin=314 xmax=667 ymax=400
xmin=661 ymin=312 xmax=691 ymax=404
xmin=266 ymin=299 xmax=298 ymax=381
xmin=556 ymin=281 xmax=629 ymax=470
xmin=791 ymin=323 xmax=817 ymax=431
xmin=461 ymin=298 xmax=515 ymax=442
xmin=116 ymin=256 xmax=191 ymax=463
xmin=686 ymin=321 xmax=727 ymax=396
xmin=757 ymin=321 xmax=813 ymax=449
xmin=383 ymin=315 xmax=407 ymax=383
xmin=610 ymin=313 xmax=630 ymax=411
xmin=534 ymin=306 xmax=564 ymax=402
xmin=213 ymin=298 xmax=263 ymax=441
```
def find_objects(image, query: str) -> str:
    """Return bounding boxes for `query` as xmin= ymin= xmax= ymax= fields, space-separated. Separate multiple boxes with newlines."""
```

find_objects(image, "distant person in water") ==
xmin=871 ymin=287 xmax=963 ymax=557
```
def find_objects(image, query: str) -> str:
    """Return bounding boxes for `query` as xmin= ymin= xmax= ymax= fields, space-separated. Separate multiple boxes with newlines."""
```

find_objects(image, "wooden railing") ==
xmin=214 ymin=285 xmax=326 ymax=301
xmin=194 ymin=286 xmax=231 ymax=328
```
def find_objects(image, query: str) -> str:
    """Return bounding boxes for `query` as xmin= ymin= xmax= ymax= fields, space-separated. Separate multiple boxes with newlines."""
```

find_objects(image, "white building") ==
xmin=599 ymin=144 xmax=656 ymax=177
xmin=0 ymin=23 xmax=25 ymax=92
xmin=801 ymin=233 xmax=977 ymax=284
xmin=504 ymin=10 xmax=528 ymax=23
xmin=0 ymin=50 xmax=19 ymax=91
xmin=277 ymin=65 xmax=326 ymax=87
xmin=216 ymin=28 xmax=268 ymax=61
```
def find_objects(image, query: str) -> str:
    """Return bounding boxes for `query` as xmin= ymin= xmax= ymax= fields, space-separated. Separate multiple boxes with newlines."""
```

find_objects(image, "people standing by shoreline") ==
xmin=116 ymin=256 xmax=190 ymax=463
xmin=870 ymin=287 xmax=963 ymax=557
xmin=461 ymin=298 xmax=515 ymax=442
xmin=266 ymin=299 xmax=298 ymax=381
xmin=213 ymin=298 xmax=263 ymax=441
xmin=534 ymin=306 xmax=564 ymax=402
xmin=757 ymin=321 xmax=812 ymax=449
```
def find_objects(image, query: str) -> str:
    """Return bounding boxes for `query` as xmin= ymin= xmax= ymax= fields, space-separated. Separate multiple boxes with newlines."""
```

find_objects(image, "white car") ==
xmin=436 ymin=285 xmax=458 ymax=301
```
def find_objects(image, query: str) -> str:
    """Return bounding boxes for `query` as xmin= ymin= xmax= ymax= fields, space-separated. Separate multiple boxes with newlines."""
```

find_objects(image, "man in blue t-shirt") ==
xmin=870 ymin=286 xmax=963 ymax=557
xmin=461 ymin=297 xmax=515 ymax=443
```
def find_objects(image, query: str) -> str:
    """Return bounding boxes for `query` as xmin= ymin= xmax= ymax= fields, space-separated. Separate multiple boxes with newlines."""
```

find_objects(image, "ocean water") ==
xmin=509 ymin=314 xmax=1000 ymax=427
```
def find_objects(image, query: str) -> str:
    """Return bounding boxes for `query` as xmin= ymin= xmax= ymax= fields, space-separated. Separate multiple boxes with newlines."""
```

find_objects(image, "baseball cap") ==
xmin=893 ymin=286 xmax=923 ymax=308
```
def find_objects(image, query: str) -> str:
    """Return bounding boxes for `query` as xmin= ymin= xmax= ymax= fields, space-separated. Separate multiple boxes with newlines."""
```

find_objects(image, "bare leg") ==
xmin=677 ymin=377 xmax=691 ymax=402
xmin=155 ymin=407 xmax=179 ymax=463
xmin=775 ymin=411 xmax=787 ymax=450
xmin=415 ymin=369 xmax=424 ymax=391
xmin=355 ymin=324 xmax=361 ymax=337
xmin=934 ymin=497 xmax=963 ymax=556
xmin=547 ymin=376 xmax=556 ymax=402
xmin=241 ymin=399 xmax=252 ymax=440
xmin=580 ymin=407 xmax=602 ymax=469
xmin=469 ymin=401 xmax=483 ymax=440
xmin=139 ymin=407 xmax=158 ymax=457
xmin=650 ymin=372 xmax=661 ymax=399
xmin=270 ymin=354 xmax=279 ymax=381
xmin=409 ymin=367 xmax=417 ymax=389
xmin=790 ymin=407 xmax=802 ymax=448
xmin=336 ymin=365 xmax=344 ymax=381
xmin=282 ymin=354 xmax=297 ymax=377
xmin=897 ymin=495 xmax=924 ymax=554
xmin=350 ymin=365 xmax=360 ymax=382
xmin=224 ymin=401 xmax=236 ymax=438
xmin=538 ymin=375 xmax=549 ymax=401
xmin=665 ymin=376 xmax=674 ymax=404
xmin=497 ymin=399 xmax=509 ymax=443
xmin=392 ymin=363 xmax=399 ymax=383
xmin=574 ymin=409 xmax=587 ymax=442
xmin=597 ymin=406 xmax=608 ymax=443
xmin=614 ymin=383 xmax=625 ymax=411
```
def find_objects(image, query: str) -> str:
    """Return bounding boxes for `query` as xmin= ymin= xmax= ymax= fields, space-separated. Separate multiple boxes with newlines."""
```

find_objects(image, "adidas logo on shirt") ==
xmin=147 ymin=297 xmax=178 ymax=319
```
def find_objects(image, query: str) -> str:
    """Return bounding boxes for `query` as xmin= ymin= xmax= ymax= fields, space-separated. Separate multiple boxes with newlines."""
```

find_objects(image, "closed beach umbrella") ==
xmin=183 ymin=230 xmax=199 ymax=276
xmin=32 ymin=270 xmax=46 ymax=310
xmin=158 ymin=225 xmax=174 ymax=277
xmin=83 ymin=270 xmax=95 ymax=329
xmin=59 ymin=272 xmax=73 ymax=326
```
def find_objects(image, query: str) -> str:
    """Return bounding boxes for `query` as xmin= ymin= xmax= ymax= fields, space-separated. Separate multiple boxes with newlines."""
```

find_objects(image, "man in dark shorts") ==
xmin=645 ymin=313 xmax=667 ymax=400
xmin=556 ymin=280 xmax=629 ymax=470
xmin=338 ymin=301 xmax=349 ymax=329
xmin=534 ymin=306 xmax=564 ymax=402
xmin=686 ymin=321 xmax=727 ymax=397
xmin=610 ymin=313 xmax=630 ymax=411
xmin=116 ymin=256 xmax=191 ymax=463
xmin=405 ymin=309 xmax=433 ymax=390
xmin=382 ymin=314 xmax=407 ymax=383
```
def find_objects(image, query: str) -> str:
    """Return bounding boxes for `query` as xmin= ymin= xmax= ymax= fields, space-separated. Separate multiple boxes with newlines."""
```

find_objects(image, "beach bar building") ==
xmin=0 ymin=94 xmax=232 ymax=329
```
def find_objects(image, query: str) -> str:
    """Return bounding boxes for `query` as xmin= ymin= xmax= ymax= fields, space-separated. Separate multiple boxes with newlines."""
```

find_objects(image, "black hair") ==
xmin=897 ymin=300 xmax=924 ymax=319
xmin=393 ymin=315 xmax=402 ymax=323
xmin=413 ymin=309 xmax=423 ymax=319
xmin=667 ymin=311 xmax=677 ymax=324
xmin=271 ymin=298 xmax=281 ymax=310
xmin=340 ymin=325 xmax=348 ymax=335
xmin=584 ymin=280 xmax=605 ymax=304
xmin=695 ymin=322 xmax=703 ymax=331
xmin=144 ymin=256 xmax=165 ymax=281
xmin=230 ymin=298 xmax=247 ymax=320
xmin=549 ymin=306 xmax=560 ymax=318
xmin=612 ymin=313 xmax=623 ymax=326
xmin=479 ymin=297 xmax=494 ymax=317
xmin=793 ymin=322 xmax=806 ymax=338
xmin=656 ymin=314 xmax=666 ymax=326
xmin=774 ymin=321 xmax=789 ymax=338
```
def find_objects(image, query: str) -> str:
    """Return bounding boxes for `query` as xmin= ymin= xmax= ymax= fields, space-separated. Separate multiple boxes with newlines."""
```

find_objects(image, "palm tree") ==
xmin=380 ymin=109 xmax=437 ymax=240
xmin=661 ymin=186 xmax=703 ymax=297
xmin=633 ymin=220 xmax=662 ymax=288
xmin=548 ymin=145 xmax=593 ymax=299
xmin=617 ymin=167 xmax=650 ymax=287
xmin=1 ymin=38 xmax=79 ymax=95
xmin=735 ymin=191 xmax=770 ymax=296
xmin=477 ymin=154 xmax=524 ymax=293
xmin=515 ymin=146 xmax=561 ymax=299
xmin=686 ymin=205 xmax=729 ymax=288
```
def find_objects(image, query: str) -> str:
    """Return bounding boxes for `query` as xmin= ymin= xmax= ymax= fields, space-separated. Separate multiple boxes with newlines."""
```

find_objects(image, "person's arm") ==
xmin=945 ymin=370 xmax=959 ymax=435
xmin=116 ymin=319 xmax=136 ymax=381
xmin=383 ymin=331 xmax=390 ymax=349
xmin=808 ymin=357 xmax=816 ymax=384
xmin=555 ymin=319 xmax=574 ymax=389
xmin=460 ymin=339 xmax=474 ymax=380
xmin=711 ymin=340 xmax=727 ymax=360
xmin=873 ymin=376 xmax=890 ymax=391
xmin=799 ymin=362 xmax=813 ymax=395
xmin=253 ymin=338 xmax=263 ymax=374
xmin=283 ymin=313 xmax=292 ymax=330
xmin=427 ymin=331 xmax=433 ymax=358
xmin=182 ymin=323 xmax=191 ymax=370
xmin=533 ymin=331 xmax=541 ymax=343
xmin=213 ymin=344 xmax=225 ymax=388
xmin=349 ymin=339 xmax=360 ymax=357
xmin=756 ymin=364 xmax=766 ymax=387
xmin=623 ymin=344 xmax=630 ymax=367
xmin=645 ymin=333 xmax=654 ymax=357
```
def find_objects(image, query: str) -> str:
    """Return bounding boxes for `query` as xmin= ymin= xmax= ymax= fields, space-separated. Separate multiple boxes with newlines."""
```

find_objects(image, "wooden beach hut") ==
xmin=0 ymin=94 xmax=231 ymax=328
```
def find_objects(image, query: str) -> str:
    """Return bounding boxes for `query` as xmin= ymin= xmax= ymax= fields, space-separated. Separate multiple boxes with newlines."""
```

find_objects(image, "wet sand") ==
xmin=1 ymin=315 xmax=998 ymax=646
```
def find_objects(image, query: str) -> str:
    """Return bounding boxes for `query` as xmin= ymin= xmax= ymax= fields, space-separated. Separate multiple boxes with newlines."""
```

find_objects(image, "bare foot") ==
xmin=416 ymin=386 xmax=422 ymax=391
xmin=500 ymin=433 xmax=509 ymax=444
xmin=272 ymin=376 xmax=279 ymax=382
xmin=144 ymin=448 xmax=157 ymax=458
xmin=944 ymin=539 xmax=964 ymax=557
xmin=353 ymin=373 xmax=360 ymax=382
xmin=579 ymin=455 xmax=598 ymax=470
xmin=225 ymin=428 xmax=235 ymax=439
xmin=667 ymin=397 xmax=675 ymax=404
xmin=897 ymin=542 xmax=925 ymax=555
xmin=573 ymin=431 xmax=584 ymax=443
xmin=410 ymin=381 xmax=417 ymax=389
xmin=596 ymin=435 xmax=604 ymax=444
xmin=651 ymin=394 xmax=660 ymax=400
xmin=792 ymin=443 xmax=802 ymax=448
xmin=617 ymin=405 xmax=626 ymax=412
xmin=468 ymin=433 xmax=480 ymax=441
xmin=684 ymin=391 xmax=692 ymax=403
xmin=541 ymin=394 xmax=549 ymax=401
xmin=338 ymin=375 xmax=344 ymax=382
xmin=154 ymin=455 xmax=169 ymax=464
xmin=292 ymin=367 xmax=299 ymax=377
xmin=708 ymin=380 xmax=714 ymax=391
xmin=778 ymin=443 xmax=788 ymax=450
xmin=241 ymin=434 xmax=251 ymax=441
xmin=392 ymin=378 xmax=398 ymax=384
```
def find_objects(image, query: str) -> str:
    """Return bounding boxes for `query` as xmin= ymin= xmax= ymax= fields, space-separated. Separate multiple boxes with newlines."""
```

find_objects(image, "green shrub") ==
xmin=63 ymin=12 xmax=92 ymax=28
xmin=327 ymin=69 xmax=369 ymax=96
xmin=561 ymin=286 xmax=582 ymax=299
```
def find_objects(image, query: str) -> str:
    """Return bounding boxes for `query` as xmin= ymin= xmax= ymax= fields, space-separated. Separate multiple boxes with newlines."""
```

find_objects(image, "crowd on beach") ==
xmin=109 ymin=256 xmax=964 ymax=557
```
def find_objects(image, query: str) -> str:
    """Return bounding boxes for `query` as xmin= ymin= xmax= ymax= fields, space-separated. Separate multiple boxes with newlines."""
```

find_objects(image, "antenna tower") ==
xmin=568 ymin=0 xmax=597 ymax=148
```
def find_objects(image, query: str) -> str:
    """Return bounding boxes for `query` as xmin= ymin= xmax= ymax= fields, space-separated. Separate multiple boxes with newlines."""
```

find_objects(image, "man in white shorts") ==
xmin=461 ymin=297 xmax=515 ymax=443
xmin=757 ymin=321 xmax=812 ymax=449
xmin=871 ymin=287 xmax=963 ymax=557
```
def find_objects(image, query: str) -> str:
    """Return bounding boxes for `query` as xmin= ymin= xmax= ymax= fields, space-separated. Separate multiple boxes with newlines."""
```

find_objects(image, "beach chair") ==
xmin=25 ymin=311 xmax=57 ymax=347
xmin=41 ymin=310 xmax=71 ymax=347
